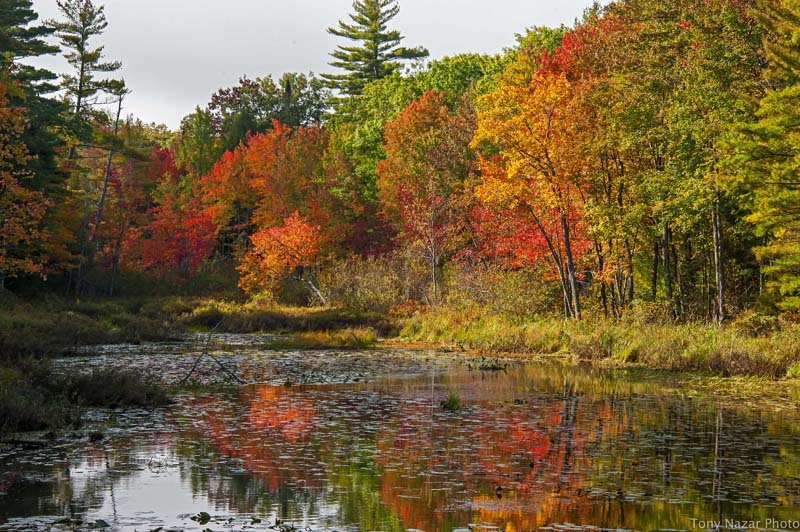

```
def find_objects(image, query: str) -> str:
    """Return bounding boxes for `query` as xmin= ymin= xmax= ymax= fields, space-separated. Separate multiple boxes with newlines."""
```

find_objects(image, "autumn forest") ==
xmin=4 ymin=0 xmax=800 ymax=529
xmin=4 ymin=0 xmax=800 ymax=324
xmin=4 ymin=0 xmax=800 ymax=390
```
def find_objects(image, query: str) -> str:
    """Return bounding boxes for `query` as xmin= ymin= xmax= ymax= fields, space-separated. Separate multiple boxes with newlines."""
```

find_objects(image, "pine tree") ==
xmin=48 ymin=0 xmax=121 ymax=151
xmin=324 ymin=0 xmax=428 ymax=96
xmin=0 ymin=0 xmax=66 ymax=189
xmin=726 ymin=0 xmax=800 ymax=310
xmin=0 ymin=0 xmax=59 ymax=89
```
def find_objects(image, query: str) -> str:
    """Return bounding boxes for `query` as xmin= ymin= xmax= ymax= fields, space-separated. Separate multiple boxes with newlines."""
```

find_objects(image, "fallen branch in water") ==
xmin=179 ymin=320 xmax=246 ymax=385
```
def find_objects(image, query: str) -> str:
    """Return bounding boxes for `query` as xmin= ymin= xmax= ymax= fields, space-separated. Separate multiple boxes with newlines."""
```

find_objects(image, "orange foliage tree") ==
xmin=376 ymin=90 xmax=474 ymax=303
xmin=473 ymin=70 xmax=592 ymax=318
xmin=201 ymin=121 xmax=340 ymax=257
xmin=237 ymin=211 xmax=327 ymax=304
xmin=0 ymin=82 xmax=48 ymax=286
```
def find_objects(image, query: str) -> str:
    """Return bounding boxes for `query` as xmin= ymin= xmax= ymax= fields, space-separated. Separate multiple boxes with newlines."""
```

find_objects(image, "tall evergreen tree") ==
xmin=0 ymin=0 xmax=59 ymax=89
xmin=48 ymin=0 xmax=121 ymax=155
xmin=324 ymin=0 xmax=428 ymax=96
xmin=0 ymin=0 xmax=66 ymax=189
xmin=1 ymin=0 xmax=72 ymax=283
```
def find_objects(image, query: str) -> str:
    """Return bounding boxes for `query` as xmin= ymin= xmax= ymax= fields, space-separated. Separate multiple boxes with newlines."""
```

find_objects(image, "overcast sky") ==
xmin=29 ymin=0 xmax=595 ymax=128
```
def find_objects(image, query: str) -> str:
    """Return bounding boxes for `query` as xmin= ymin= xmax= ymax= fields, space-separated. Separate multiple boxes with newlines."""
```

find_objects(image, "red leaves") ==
xmin=124 ymin=193 xmax=216 ymax=280
xmin=200 ymin=121 xmax=336 ymax=254
xmin=376 ymin=90 xmax=471 ymax=255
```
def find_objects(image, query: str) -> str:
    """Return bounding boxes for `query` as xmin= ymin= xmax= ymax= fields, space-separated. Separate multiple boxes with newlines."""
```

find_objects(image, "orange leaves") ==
xmin=474 ymin=70 xmax=591 ymax=216
xmin=200 ymin=121 xmax=334 ymax=255
xmin=473 ymin=62 xmax=592 ymax=317
xmin=245 ymin=121 xmax=330 ymax=228
xmin=0 ymin=82 xmax=49 ymax=279
xmin=237 ymin=211 xmax=324 ymax=296
xmin=376 ymin=90 xmax=452 ymax=226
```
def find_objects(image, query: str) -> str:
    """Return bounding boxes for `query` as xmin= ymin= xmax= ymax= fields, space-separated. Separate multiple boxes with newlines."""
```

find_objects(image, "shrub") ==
xmin=443 ymin=263 xmax=561 ymax=319
xmin=58 ymin=368 xmax=170 ymax=408
xmin=268 ymin=328 xmax=379 ymax=350
xmin=320 ymin=252 xmax=430 ymax=312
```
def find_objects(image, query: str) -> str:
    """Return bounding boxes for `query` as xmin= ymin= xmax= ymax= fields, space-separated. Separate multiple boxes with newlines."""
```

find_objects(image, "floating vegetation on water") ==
xmin=2 ymin=339 xmax=800 ymax=532
xmin=440 ymin=392 xmax=462 ymax=412
xmin=467 ymin=357 xmax=510 ymax=372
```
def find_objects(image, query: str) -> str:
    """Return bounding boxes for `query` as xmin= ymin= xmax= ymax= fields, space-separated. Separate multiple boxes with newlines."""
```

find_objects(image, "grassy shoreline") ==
xmin=2 ymin=296 xmax=799 ymax=436
xmin=2 ymin=296 xmax=798 ymax=375
xmin=397 ymin=307 xmax=800 ymax=379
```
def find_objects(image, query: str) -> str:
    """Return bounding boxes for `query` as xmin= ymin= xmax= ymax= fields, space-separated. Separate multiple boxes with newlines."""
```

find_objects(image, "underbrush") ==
xmin=0 ymin=295 xmax=391 ymax=358
xmin=0 ymin=298 xmax=178 ymax=358
xmin=399 ymin=305 xmax=800 ymax=378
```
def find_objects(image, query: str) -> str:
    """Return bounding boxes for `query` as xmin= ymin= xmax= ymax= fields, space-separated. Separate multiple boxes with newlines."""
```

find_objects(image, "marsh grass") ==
xmin=0 ymin=299 xmax=177 ymax=359
xmin=400 ymin=306 xmax=800 ymax=378
xmin=266 ymin=328 xmax=379 ymax=350
xmin=183 ymin=299 xmax=394 ymax=335
xmin=440 ymin=392 xmax=462 ymax=412
xmin=0 ymin=364 xmax=169 ymax=437
xmin=57 ymin=368 xmax=171 ymax=408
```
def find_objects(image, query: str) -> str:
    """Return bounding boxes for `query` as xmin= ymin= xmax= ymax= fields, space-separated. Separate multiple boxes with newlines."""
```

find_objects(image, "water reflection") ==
xmin=2 ymin=359 xmax=800 ymax=532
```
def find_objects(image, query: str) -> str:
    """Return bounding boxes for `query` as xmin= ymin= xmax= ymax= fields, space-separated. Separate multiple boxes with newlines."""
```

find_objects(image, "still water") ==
xmin=1 ymin=337 xmax=800 ymax=532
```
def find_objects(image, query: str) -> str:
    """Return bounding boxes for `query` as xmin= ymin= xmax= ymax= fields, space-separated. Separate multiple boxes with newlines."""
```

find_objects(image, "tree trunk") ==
xmin=94 ymin=96 xmax=124 ymax=237
xmin=561 ymin=214 xmax=581 ymax=320
xmin=77 ymin=94 xmax=124 ymax=296
xmin=672 ymin=243 xmax=686 ymax=322
xmin=67 ymin=57 xmax=87 ymax=162
xmin=594 ymin=240 xmax=608 ymax=318
xmin=429 ymin=233 xmax=438 ymax=306
xmin=526 ymin=205 xmax=572 ymax=318
xmin=712 ymin=190 xmax=725 ymax=324
xmin=109 ymin=217 xmax=126 ymax=297
xmin=662 ymin=224 xmax=673 ymax=312
xmin=301 ymin=269 xmax=328 ymax=306
xmin=651 ymin=239 xmax=660 ymax=300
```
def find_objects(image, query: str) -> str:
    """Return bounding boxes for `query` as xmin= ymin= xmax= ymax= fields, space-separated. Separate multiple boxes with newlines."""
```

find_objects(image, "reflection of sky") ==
xmin=94 ymin=462 xmax=212 ymax=532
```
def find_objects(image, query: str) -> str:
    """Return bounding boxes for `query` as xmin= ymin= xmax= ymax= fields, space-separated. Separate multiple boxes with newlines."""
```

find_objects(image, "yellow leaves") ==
xmin=474 ymin=155 xmax=526 ymax=207
xmin=472 ymin=67 xmax=598 ymax=219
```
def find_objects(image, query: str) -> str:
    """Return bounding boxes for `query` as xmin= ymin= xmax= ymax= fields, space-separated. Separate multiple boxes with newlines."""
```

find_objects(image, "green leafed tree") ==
xmin=324 ymin=0 xmax=428 ymax=97
xmin=725 ymin=0 xmax=800 ymax=311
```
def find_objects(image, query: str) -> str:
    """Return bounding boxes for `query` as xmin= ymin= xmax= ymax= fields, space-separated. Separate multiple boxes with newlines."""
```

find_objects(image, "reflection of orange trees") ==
xmin=248 ymin=386 xmax=315 ymax=443
xmin=372 ymin=388 xmax=604 ymax=531
xmin=187 ymin=386 xmax=318 ymax=492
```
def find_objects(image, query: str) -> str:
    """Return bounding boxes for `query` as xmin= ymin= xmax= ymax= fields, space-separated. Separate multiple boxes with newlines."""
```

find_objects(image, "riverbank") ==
xmin=0 ymin=296 xmax=388 ymax=436
xmin=398 ymin=306 xmax=800 ymax=378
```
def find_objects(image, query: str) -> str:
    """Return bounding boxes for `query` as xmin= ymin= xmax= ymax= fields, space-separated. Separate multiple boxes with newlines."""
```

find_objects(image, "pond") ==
xmin=1 ymin=335 xmax=800 ymax=532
